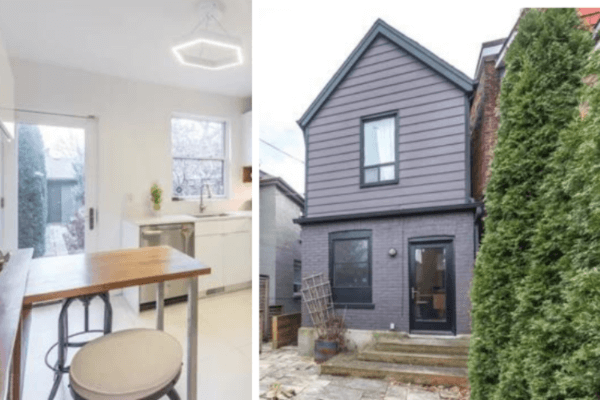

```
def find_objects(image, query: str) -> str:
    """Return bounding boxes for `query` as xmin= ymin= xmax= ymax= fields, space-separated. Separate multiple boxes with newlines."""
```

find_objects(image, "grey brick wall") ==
xmin=301 ymin=210 xmax=475 ymax=334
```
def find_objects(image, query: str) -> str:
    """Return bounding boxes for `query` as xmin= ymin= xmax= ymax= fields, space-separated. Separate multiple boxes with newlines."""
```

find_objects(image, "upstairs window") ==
xmin=361 ymin=112 xmax=398 ymax=187
xmin=171 ymin=116 xmax=227 ymax=198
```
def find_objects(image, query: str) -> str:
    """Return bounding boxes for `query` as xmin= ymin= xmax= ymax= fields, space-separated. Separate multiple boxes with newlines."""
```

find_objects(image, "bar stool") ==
xmin=45 ymin=292 xmax=113 ymax=400
xmin=68 ymin=328 xmax=183 ymax=400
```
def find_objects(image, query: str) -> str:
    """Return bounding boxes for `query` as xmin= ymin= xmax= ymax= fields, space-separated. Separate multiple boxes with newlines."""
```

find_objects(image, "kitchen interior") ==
xmin=0 ymin=0 xmax=252 ymax=399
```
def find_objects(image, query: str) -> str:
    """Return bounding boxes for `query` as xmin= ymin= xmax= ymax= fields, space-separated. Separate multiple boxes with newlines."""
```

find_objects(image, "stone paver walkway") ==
xmin=260 ymin=345 xmax=464 ymax=400
xmin=44 ymin=223 xmax=69 ymax=257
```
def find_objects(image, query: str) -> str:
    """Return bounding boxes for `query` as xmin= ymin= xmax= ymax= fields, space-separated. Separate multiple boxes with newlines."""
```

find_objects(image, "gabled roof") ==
xmin=297 ymin=18 xmax=475 ymax=129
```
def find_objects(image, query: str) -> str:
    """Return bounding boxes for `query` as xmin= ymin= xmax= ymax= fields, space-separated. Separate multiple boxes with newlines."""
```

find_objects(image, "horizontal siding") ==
xmin=305 ymin=35 xmax=469 ymax=218
xmin=308 ymin=190 xmax=466 ymax=216
xmin=326 ymin=73 xmax=442 ymax=109
xmin=317 ymin=82 xmax=458 ymax=121
xmin=329 ymin=68 xmax=437 ymax=100
xmin=308 ymin=170 xmax=466 ymax=194
xmin=309 ymin=199 xmax=463 ymax=218
xmin=309 ymin=91 xmax=463 ymax=138
xmin=309 ymin=180 xmax=466 ymax=206
xmin=307 ymin=146 xmax=465 ymax=176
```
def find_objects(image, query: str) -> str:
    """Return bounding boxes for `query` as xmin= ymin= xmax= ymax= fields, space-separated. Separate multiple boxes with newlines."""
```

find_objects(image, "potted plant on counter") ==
xmin=150 ymin=183 xmax=163 ymax=215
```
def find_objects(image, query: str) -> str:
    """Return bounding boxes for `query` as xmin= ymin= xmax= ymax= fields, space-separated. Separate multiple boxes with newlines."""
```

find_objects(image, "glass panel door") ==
xmin=17 ymin=115 xmax=97 ymax=258
xmin=409 ymin=240 xmax=454 ymax=332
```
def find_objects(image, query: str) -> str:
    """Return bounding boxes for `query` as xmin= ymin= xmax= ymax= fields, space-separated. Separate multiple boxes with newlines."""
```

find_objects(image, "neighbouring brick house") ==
xmin=296 ymin=19 xmax=483 ymax=338
xmin=470 ymin=8 xmax=600 ymax=203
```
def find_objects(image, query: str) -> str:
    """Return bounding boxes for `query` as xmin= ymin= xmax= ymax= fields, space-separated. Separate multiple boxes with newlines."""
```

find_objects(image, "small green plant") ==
xmin=150 ymin=183 xmax=162 ymax=211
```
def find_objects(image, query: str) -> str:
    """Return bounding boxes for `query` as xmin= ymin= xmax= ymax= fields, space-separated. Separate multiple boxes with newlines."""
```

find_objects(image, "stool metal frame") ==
xmin=67 ymin=282 xmax=182 ymax=400
xmin=46 ymin=292 xmax=112 ymax=400
xmin=69 ymin=369 xmax=182 ymax=400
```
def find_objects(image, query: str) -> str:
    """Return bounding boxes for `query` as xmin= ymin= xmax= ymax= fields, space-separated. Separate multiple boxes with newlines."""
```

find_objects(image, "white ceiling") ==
xmin=0 ymin=0 xmax=251 ymax=97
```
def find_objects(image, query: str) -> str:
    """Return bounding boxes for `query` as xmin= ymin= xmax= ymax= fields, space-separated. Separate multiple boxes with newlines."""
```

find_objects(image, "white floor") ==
xmin=22 ymin=289 xmax=252 ymax=400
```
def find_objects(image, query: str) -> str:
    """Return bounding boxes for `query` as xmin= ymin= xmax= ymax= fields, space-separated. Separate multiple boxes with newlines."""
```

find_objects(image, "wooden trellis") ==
xmin=300 ymin=273 xmax=334 ymax=337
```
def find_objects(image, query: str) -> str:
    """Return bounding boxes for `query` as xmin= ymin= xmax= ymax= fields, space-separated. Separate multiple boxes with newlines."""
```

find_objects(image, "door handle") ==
xmin=411 ymin=287 xmax=419 ymax=300
xmin=89 ymin=207 xmax=94 ymax=230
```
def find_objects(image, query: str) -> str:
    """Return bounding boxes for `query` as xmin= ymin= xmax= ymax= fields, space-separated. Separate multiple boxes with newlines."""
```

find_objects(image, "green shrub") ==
xmin=18 ymin=124 xmax=48 ymax=258
xmin=468 ymin=9 xmax=593 ymax=400
xmin=515 ymin=48 xmax=600 ymax=400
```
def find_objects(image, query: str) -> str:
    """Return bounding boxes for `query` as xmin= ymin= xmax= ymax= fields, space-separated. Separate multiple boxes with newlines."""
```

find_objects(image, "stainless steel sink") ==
xmin=190 ymin=213 xmax=229 ymax=219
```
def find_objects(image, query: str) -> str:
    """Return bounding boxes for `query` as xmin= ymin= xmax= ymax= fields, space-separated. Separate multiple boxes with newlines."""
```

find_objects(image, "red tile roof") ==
xmin=578 ymin=8 xmax=600 ymax=28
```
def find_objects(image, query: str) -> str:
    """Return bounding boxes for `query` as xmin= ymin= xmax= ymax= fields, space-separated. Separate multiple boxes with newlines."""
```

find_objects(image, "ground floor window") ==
xmin=329 ymin=230 xmax=372 ymax=304
xmin=293 ymin=259 xmax=302 ymax=296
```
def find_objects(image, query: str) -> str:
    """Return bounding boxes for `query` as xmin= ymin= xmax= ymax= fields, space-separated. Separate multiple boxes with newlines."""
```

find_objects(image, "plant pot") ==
xmin=314 ymin=339 xmax=338 ymax=364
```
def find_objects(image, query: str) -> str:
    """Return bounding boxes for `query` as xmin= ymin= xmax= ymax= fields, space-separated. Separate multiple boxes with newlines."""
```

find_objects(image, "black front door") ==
xmin=409 ymin=238 xmax=455 ymax=333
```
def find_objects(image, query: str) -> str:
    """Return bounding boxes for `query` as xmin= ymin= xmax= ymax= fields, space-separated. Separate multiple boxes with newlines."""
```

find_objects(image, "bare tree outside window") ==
xmin=172 ymin=117 xmax=226 ymax=197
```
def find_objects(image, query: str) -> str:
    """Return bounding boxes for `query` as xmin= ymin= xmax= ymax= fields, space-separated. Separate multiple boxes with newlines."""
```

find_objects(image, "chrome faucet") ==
xmin=199 ymin=180 xmax=212 ymax=213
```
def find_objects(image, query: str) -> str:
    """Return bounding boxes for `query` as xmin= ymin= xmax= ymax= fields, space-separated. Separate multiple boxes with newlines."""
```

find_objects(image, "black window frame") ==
xmin=329 ymin=230 xmax=373 ymax=305
xmin=360 ymin=110 xmax=399 ymax=188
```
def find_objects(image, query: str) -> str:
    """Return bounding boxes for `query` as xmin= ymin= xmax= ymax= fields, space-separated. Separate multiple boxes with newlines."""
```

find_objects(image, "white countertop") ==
xmin=125 ymin=211 xmax=251 ymax=226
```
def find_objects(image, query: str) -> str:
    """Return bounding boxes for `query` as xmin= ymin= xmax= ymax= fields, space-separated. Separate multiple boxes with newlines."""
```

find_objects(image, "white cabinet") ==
xmin=195 ymin=233 xmax=224 ymax=290
xmin=195 ymin=216 xmax=251 ymax=293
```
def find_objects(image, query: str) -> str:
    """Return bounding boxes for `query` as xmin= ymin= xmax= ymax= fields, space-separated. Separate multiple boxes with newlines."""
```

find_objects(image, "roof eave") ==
xmin=298 ymin=18 xmax=475 ymax=129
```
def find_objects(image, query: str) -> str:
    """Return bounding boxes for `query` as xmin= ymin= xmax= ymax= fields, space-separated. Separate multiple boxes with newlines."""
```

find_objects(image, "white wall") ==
xmin=0 ymin=29 xmax=16 ymax=250
xmin=10 ymin=58 xmax=251 ymax=252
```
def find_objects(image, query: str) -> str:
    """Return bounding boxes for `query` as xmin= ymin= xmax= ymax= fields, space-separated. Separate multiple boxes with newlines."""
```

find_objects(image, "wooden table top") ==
xmin=24 ymin=246 xmax=210 ymax=305
xmin=0 ymin=249 xmax=33 ymax=400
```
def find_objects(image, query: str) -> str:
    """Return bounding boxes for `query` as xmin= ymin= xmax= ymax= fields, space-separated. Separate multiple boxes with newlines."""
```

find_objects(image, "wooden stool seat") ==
xmin=69 ymin=329 xmax=182 ymax=400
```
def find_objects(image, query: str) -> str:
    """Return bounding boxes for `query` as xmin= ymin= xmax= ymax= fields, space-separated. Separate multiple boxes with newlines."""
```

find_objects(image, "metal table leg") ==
xmin=157 ymin=282 xmax=165 ymax=331
xmin=187 ymin=277 xmax=198 ymax=400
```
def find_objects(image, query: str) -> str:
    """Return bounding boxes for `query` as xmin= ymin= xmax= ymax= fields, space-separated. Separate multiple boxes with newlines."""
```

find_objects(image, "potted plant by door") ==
xmin=314 ymin=314 xmax=347 ymax=363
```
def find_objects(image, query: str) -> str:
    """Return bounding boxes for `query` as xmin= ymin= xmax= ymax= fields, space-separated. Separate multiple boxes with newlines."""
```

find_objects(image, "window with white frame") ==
xmin=293 ymin=259 xmax=302 ymax=295
xmin=171 ymin=116 xmax=227 ymax=198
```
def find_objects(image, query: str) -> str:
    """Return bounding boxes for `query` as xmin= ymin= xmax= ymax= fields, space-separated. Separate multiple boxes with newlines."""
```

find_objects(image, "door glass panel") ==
xmin=414 ymin=246 xmax=446 ymax=323
xmin=18 ymin=123 xmax=85 ymax=258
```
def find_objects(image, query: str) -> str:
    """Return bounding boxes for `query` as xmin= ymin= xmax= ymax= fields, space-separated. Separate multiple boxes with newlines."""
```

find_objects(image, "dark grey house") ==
xmin=46 ymin=154 xmax=79 ymax=224
xmin=260 ymin=171 xmax=305 ymax=315
xmin=296 ymin=19 xmax=483 ymax=337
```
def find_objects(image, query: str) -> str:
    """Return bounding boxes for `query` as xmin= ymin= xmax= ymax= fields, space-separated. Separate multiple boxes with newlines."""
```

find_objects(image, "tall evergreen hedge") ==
xmin=468 ymin=9 xmax=593 ymax=400
xmin=18 ymin=124 xmax=48 ymax=258
xmin=506 ymin=46 xmax=600 ymax=400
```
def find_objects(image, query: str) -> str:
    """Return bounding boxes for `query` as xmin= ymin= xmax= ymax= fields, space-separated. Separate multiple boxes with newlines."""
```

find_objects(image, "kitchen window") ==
xmin=361 ymin=112 xmax=399 ymax=187
xmin=171 ymin=116 xmax=228 ymax=198
xmin=329 ymin=230 xmax=373 ymax=306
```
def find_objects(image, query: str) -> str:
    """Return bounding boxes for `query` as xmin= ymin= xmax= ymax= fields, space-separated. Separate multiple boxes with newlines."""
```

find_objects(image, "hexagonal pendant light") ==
xmin=172 ymin=1 xmax=243 ymax=70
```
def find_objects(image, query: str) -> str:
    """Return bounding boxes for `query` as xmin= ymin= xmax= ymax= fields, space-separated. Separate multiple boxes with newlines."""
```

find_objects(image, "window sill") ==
xmin=171 ymin=196 xmax=229 ymax=202
xmin=334 ymin=303 xmax=375 ymax=310
xmin=360 ymin=179 xmax=399 ymax=189
xmin=293 ymin=293 xmax=302 ymax=300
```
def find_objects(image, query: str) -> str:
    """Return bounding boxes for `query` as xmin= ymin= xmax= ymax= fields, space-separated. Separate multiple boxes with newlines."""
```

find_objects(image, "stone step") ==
xmin=359 ymin=345 xmax=468 ymax=368
xmin=374 ymin=336 xmax=470 ymax=356
xmin=321 ymin=353 xmax=469 ymax=387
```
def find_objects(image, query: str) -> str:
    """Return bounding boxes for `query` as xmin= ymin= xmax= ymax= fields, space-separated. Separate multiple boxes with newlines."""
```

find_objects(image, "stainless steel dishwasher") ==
xmin=139 ymin=222 xmax=195 ymax=308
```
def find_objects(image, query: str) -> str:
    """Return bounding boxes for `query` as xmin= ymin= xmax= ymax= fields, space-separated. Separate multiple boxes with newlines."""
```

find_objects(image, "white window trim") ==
xmin=170 ymin=112 xmax=232 ymax=201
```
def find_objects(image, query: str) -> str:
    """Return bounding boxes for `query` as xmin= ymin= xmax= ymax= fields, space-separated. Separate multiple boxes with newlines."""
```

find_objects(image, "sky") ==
xmin=254 ymin=1 xmax=527 ymax=195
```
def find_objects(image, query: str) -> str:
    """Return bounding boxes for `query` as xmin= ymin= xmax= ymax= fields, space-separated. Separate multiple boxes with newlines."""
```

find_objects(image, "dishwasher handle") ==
xmin=141 ymin=229 xmax=163 ymax=236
